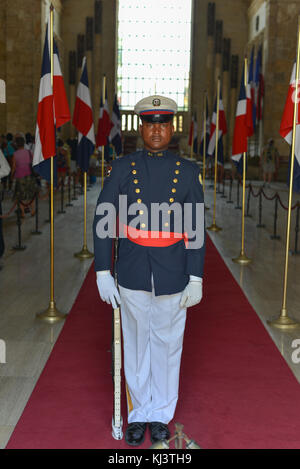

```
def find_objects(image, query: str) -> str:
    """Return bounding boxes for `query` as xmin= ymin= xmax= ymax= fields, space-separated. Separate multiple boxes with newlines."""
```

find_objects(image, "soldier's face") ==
xmin=140 ymin=121 xmax=174 ymax=152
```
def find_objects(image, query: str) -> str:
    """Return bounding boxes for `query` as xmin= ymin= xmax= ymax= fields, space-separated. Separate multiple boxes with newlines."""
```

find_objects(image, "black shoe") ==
xmin=125 ymin=422 xmax=147 ymax=446
xmin=149 ymin=422 xmax=170 ymax=444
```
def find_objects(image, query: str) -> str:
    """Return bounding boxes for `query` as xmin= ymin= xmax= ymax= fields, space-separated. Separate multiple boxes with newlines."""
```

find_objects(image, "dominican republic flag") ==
xmin=232 ymin=65 xmax=254 ymax=174
xmin=249 ymin=46 xmax=256 ymax=131
xmin=255 ymin=45 xmax=264 ymax=123
xmin=200 ymin=95 xmax=210 ymax=158
xmin=208 ymin=88 xmax=227 ymax=165
xmin=109 ymin=94 xmax=123 ymax=156
xmin=96 ymin=84 xmax=113 ymax=149
xmin=280 ymin=62 xmax=300 ymax=193
xmin=32 ymin=22 xmax=70 ymax=183
xmin=72 ymin=57 xmax=95 ymax=172
xmin=189 ymin=113 xmax=198 ymax=154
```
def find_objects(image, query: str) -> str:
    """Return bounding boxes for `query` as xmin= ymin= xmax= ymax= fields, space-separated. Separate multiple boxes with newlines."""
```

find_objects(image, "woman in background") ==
xmin=11 ymin=136 xmax=39 ymax=218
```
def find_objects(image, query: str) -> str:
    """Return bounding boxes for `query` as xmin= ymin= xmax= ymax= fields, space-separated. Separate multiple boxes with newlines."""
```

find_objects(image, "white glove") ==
xmin=180 ymin=276 xmax=203 ymax=308
xmin=96 ymin=271 xmax=121 ymax=309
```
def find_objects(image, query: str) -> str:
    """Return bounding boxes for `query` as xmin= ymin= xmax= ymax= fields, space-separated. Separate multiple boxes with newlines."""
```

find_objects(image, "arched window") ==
xmin=117 ymin=0 xmax=192 ymax=111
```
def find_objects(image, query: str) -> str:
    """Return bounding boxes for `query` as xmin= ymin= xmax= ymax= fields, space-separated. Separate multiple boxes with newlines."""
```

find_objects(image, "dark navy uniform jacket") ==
xmin=93 ymin=149 xmax=206 ymax=296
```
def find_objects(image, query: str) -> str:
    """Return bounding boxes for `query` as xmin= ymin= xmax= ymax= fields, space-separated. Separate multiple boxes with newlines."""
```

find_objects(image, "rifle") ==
xmin=111 ymin=237 xmax=123 ymax=440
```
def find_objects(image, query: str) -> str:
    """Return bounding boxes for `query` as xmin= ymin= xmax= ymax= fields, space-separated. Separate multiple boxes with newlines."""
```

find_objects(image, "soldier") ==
xmin=93 ymin=95 xmax=206 ymax=446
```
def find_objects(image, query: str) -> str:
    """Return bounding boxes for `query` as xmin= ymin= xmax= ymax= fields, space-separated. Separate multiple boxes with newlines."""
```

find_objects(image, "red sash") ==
xmin=122 ymin=224 xmax=189 ymax=248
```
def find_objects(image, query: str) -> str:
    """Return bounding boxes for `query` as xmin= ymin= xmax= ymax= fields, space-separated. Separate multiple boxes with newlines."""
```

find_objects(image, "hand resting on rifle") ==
xmin=96 ymin=271 xmax=121 ymax=309
xmin=180 ymin=276 xmax=203 ymax=308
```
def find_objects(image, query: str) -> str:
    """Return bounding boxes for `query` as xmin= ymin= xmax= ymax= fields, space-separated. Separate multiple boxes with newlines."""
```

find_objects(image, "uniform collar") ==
xmin=143 ymin=149 xmax=168 ymax=158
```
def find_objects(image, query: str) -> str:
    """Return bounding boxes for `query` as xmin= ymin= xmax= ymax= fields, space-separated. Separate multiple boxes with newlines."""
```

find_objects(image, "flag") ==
xmin=255 ymin=46 xmax=264 ymax=123
xmin=208 ymin=87 xmax=227 ymax=165
xmin=72 ymin=57 xmax=95 ymax=172
xmin=96 ymin=85 xmax=113 ymax=148
xmin=280 ymin=61 xmax=300 ymax=192
xmin=109 ymin=94 xmax=123 ymax=156
xmin=249 ymin=46 xmax=256 ymax=130
xmin=189 ymin=113 xmax=198 ymax=154
xmin=232 ymin=65 xmax=254 ymax=174
xmin=200 ymin=96 xmax=210 ymax=158
xmin=33 ymin=22 xmax=70 ymax=183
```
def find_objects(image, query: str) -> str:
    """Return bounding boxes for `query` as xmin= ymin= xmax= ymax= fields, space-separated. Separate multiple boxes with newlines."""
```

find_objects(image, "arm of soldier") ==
xmin=93 ymin=161 xmax=121 ymax=308
xmin=180 ymin=166 xmax=206 ymax=308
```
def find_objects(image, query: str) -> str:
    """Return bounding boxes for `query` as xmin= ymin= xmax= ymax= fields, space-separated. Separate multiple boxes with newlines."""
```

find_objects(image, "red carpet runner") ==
xmin=6 ymin=236 xmax=300 ymax=449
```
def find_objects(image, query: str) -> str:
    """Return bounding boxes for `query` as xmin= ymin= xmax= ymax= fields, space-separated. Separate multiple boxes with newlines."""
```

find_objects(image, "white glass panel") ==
xmin=117 ymin=0 xmax=192 ymax=111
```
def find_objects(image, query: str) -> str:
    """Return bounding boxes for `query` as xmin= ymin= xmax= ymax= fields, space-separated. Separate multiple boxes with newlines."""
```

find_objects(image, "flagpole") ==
xmin=101 ymin=74 xmax=106 ymax=189
xmin=74 ymin=171 xmax=94 ymax=259
xmin=37 ymin=4 xmax=66 ymax=324
xmin=73 ymin=57 xmax=94 ymax=260
xmin=233 ymin=57 xmax=252 ymax=265
xmin=207 ymin=77 xmax=222 ymax=232
xmin=268 ymin=20 xmax=300 ymax=330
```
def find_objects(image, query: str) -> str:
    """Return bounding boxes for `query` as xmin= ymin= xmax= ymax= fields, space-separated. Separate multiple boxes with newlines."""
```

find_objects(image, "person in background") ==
xmin=260 ymin=139 xmax=279 ymax=186
xmin=11 ymin=136 xmax=38 ymax=218
xmin=57 ymin=139 xmax=69 ymax=187
xmin=25 ymin=133 xmax=34 ymax=153
xmin=89 ymin=150 xmax=98 ymax=185
xmin=3 ymin=133 xmax=15 ymax=191
xmin=0 ymin=148 xmax=11 ymax=261
xmin=67 ymin=138 xmax=79 ymax=188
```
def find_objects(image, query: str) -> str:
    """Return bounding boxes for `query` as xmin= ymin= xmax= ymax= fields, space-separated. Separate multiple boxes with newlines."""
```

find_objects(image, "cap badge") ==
xmin=152 ymin=98 xmax=161 ymax=107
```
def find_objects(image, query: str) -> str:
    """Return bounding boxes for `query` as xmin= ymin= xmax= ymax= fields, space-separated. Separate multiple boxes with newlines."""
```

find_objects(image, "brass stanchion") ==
xmin=37 ymin=5 xmax=66 ymax=324
xmin=268 ymin=20 xmax=300 ymax=330
xmin=233 ymin=57 xmax=252 ymax=265
xmin=74 ymin=172 xmax=94 ymax=259
xmin=207 ymin=77 xmax=222 ymax=232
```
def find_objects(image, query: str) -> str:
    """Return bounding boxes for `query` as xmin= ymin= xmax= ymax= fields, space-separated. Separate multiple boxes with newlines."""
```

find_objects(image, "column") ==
xmin=214 ymin=20 xmax=223 ymax=98
xmin=93 ymin=0 xmax=103 ymax=127
xmin=229 ymin=55 xmax=239 ymax=163
xmin=69 ymin=50 xmax=77 ymax=138
xmin=206 ymin=2 xmax=215 ymax=111
xmin=222 ymin=38 xmax=231 ymax=160
xmin=77 ymin=34 xmax=85 ymax=85
xmin=85 ymin=17 xmax=94 ymax=94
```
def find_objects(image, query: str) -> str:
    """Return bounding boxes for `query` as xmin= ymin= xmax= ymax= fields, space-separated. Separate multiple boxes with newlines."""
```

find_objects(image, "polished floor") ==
xmin=0 ymin=174 xmax=300 ymax=449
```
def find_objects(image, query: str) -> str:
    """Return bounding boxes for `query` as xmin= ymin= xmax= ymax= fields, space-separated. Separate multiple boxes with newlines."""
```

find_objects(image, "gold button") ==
xmin=131 ymin=162 xmax=136 ymax=166
xmin=176 ymin=161 xmax=181 ymax=166
xmin=173 ymin=178 xmax=178 ymax=183
xmin=137 ymin=199 xmax=142 ymax=204
xmin=139 ymin=210 xmax=144 ymax=215
xmin=175 ymin=170 xmax=180 ymax=175
xmin=169 ymin=198 xmax=174 ymax=203
xmin=133 ymin=179 xmax=138 ymax=184
xmin=141 ymin=223 xmax=146 ymax=228
xmin=135 ymin=188 xmax=141 ymax=194
xmin=172 ymin=188 xmax=176 ymax=193
xmin=158 ymin=152 xmax=163 ymax=157
xmin=132 ymin=170 xmax=137 ymax=175
xmin=164 ymin=222 xmax=169 ymax=227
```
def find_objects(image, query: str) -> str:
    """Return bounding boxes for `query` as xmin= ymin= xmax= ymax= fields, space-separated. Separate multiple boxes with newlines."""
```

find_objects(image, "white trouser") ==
xmin=119 ymin=281 xmax=187 ymax=424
